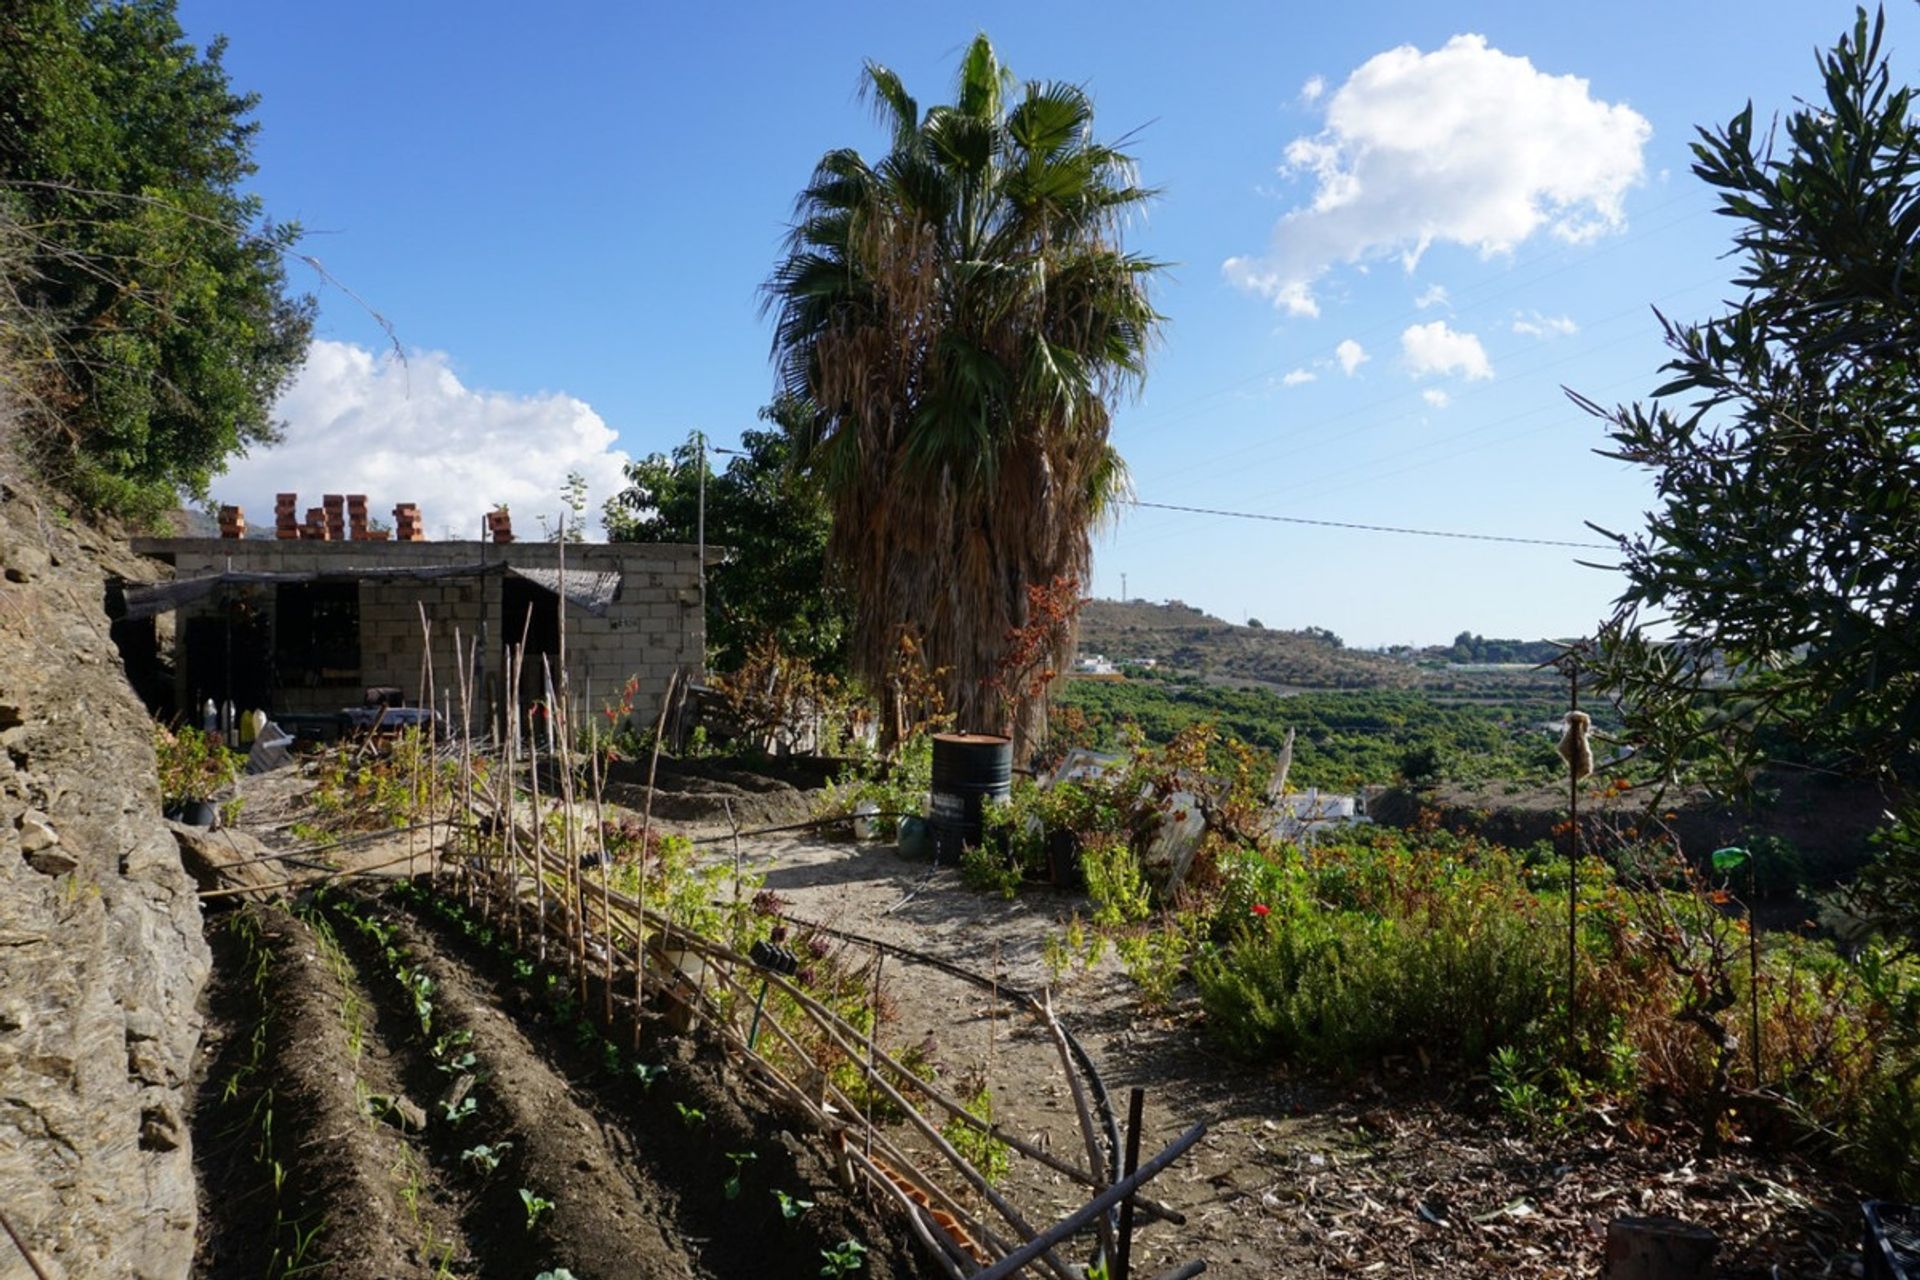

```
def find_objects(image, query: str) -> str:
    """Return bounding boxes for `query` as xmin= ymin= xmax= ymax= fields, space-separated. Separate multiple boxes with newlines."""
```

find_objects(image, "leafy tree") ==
xmin=605 ymin=399 xmax=849 ymax=674
xmin=0 ymin=0 xmax=313 ymax=515
xmin=763 ymin=34 xmax=1163 ymax=756
xmin=1574 ymin=9 xmax=1917 ymax=932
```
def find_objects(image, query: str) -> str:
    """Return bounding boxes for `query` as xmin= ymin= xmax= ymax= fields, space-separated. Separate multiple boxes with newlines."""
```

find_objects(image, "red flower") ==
xmin=1250 ymin=903 xmax=1271 ymax=918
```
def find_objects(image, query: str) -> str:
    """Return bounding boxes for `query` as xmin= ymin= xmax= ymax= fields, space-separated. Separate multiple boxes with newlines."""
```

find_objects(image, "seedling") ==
xmin=519 ymin=1188 xmax=555 ymax=1230
xmin=534 ymin=1271 xmax=578 ymax=1280
xmin=819 ymin=1239 xmax=867 ymax=1277
xmin=438 ymin=1096 xmax=476 ymax=1126
xmin=460 ymin=1142 xmax=510 ymax=1174
xmin=673 ymin=1102 xmax=705 ymax=1130
xmin=772 ymin=1188 xmax=815 ymax=1221
xmin=632 ymin=1062 xmax=666 ymax=1091
xmin=722 ymin=1150 xmax=756 ymax=1200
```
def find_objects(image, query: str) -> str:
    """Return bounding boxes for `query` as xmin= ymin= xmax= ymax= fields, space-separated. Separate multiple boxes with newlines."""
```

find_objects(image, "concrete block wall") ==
xmin=137 ymin=539 xmax=710 ymax=730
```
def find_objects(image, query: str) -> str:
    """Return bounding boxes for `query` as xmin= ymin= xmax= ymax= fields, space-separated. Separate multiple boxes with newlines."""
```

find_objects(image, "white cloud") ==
xmin=1281 ymin=367 xmax=1317 ymax=386
xmin=1512 ymin=310 xmax=1579 ymax=337
xmin=214 ymin=340 xmax=633 ymax=540
xmin=1401 ymin=321 xmax=1493 ymax=380
xmin=1224 ymin=35 xmax=1650 ymax=316
xmin=1422 ymin=388 xmax=1452 ymax=408
xmin=1334 ymin=338 xmax=1368 ymax=376
xmin=1301 ymin=74 xmax=1326 ymax=103
xmin=1414 ymin=283 xmax=1450 ymax=309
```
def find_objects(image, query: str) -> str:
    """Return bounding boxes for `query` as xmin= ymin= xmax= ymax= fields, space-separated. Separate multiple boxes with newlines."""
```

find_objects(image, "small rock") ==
xmin=140 ymin=1102 xmax=183 ymax=1152
xmin=26 ymin=846 xmax=79 ymax=876
xmin=18 ymin=809 xmax=58 ymax=852
xmin=386 ymin=1095 xmax=429 ymax=1133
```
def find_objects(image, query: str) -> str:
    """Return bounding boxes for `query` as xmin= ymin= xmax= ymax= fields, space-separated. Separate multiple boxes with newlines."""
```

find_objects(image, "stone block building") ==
xmin=126 ymin=535 xmax=713 ymax=733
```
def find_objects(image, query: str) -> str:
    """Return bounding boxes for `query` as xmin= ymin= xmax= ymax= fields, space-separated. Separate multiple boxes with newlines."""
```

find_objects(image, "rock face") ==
xmin=0 ymin=463 xmax=209 ymax=1279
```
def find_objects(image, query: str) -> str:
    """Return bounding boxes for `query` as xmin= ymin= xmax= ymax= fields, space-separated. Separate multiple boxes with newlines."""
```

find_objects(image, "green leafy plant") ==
xmin=818 ymin=1238 xmax=867 ymax=1278
xmin=722 ymin=1150 xmax=757 ymax=1200
xmin=631 ymin=1062 xmax=667 ymax=1091
xmin=939 ymin=1082 xmax=1010 ymax=1186
xmin=460 ymin=1142 xmax=510 ymax=1175
xmin=673 ymin=1102 xmax=705 ymax=1130
xmin=154 ymin=724 xmax=240 ymax=804
xmin=518 ymin=1188 xmax=555 ymax=1231
xmin=772 ymin=1188 xmax=815 ymax=1221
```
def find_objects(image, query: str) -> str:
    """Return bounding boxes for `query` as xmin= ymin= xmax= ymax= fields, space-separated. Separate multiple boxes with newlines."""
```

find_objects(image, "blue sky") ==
xmin=180 ymin=1 xmax=1909 ymax=647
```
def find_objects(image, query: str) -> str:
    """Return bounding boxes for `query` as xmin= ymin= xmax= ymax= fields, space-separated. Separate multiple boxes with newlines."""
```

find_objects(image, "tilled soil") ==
xmin=190 ymin=885 xmax=932 ymax=1280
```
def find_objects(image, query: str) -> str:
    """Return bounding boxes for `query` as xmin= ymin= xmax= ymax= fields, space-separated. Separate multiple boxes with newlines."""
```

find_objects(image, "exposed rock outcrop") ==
xmin=0 ymin=460 xmax=208 ymax=1279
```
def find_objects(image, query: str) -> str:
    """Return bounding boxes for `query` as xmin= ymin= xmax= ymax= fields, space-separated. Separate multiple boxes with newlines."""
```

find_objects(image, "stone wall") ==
xmin=1 ymin=478 xmax=210 ymax=1278
xmin=137 ymin=539 xmax=709 ymax=729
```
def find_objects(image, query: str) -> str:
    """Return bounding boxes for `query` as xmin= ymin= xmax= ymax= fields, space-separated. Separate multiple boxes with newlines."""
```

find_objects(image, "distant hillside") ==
xmin=1076 ymin=599 xmax=1417 ymax=690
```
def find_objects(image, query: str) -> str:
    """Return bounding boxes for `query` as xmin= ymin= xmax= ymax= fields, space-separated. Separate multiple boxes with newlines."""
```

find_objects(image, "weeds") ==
xmin=939 ymin=1079 xmax=1010 ymax=1185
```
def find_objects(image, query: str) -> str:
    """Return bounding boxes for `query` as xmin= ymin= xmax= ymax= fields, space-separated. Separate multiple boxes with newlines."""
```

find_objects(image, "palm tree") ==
xmin=764 ymin=34 xmax=1162 ymax=756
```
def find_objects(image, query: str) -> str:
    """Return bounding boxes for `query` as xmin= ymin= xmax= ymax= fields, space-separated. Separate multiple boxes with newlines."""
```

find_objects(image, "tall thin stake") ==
xmin=1567 ymin=665 xmax=1580 ymax=1060
xmin=590 ymin=709 xmax=614 ymax=1024
xmin=633 ymin=668 xmax=679 ymax=1042
xmin=865 ymin=949 xmax=884 ymax=1161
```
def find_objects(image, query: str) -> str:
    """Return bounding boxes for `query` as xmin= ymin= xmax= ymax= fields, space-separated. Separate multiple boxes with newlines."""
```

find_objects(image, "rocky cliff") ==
xmin=0 ymin=451 xmax=208 ymax=1279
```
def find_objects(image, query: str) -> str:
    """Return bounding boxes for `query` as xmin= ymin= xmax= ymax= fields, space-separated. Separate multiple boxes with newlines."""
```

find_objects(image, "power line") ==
xmin=1122 ymin=498 xmax=1614 ymax=550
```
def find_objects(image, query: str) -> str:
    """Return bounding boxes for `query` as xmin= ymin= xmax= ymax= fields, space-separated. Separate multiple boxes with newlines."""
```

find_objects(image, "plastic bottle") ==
xmin=202 ymin=699 xmax=218 ymax=734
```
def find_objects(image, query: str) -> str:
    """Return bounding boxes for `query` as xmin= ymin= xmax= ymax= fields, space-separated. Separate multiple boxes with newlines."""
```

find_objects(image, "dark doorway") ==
xmin=182 ymin=599 xmax=272 ymax=719
xmin=501 ymin=577 xmax=560 ymax=713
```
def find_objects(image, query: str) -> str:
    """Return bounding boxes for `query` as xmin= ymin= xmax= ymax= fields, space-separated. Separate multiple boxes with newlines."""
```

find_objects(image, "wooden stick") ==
xmin=1044 ymin=987 xmax=1118 ymax=1265
xmin=634 ymin=667 xmax=679 ymax=1036
xmin=865 ymin=948 xmax=884 ymax=1161
xmin=970 ymin=1124 xmax=1207 ymax=1280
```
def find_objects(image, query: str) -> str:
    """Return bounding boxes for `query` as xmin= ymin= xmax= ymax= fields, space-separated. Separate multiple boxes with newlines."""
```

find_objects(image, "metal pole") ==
xmin=695 ymin=430 xmax=706 ymax=630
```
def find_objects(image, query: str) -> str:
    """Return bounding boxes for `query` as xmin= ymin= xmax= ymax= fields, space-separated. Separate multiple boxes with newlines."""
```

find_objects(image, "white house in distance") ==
xmin=1268 ymin=788 xmax=1371 ymax=846
xmin=1073 ymin=653 xmax=1120 ymax=676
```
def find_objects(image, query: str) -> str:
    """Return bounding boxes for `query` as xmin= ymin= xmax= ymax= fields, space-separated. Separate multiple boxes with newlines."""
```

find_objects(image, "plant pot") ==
xmin=896 ymin=815 xmax=931 ymax=861
xmin=172 ymin=799 xmax=217 ymax=828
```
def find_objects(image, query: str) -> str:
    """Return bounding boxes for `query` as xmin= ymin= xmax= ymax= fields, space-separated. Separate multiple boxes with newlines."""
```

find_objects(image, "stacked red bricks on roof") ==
xmin=393 ymin=503 xmax=425 ymax=542
xmin=486 ymin=508 xmax=514 ymax=544
xmin=266 ymin=492 xmax=424 ymax=541
xmin=216 ymin=505 xmax=245 ymax=539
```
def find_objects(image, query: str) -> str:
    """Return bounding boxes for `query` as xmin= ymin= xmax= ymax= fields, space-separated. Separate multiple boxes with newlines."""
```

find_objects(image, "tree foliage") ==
xmin=1575 ymin=8 xmax=1918 ymax=931
xmin=763 ymin=34 xmax=1163 ymax=756
xmin=0 ymin=0 xmax=313 ymax=514
xmin=604 ymin=399 xmax=849 ymax=674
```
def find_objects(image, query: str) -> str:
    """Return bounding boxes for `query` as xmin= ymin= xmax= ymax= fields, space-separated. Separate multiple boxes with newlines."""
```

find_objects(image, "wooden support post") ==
xmin=1604 ymin=1216 xmax=1716 ymax=1279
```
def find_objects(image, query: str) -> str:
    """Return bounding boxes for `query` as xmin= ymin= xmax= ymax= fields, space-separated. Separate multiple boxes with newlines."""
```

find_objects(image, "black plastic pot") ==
xmin=170 ymin=799 xmax=217 ymax=828
xmin=1046 ymin=828 xmax=1083 ymax=889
